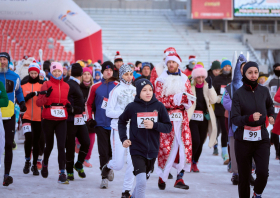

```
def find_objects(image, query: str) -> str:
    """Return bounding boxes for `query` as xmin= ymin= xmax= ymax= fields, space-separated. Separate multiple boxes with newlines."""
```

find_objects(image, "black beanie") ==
xmin=71 ymin=63 xmax=83 ymax=77
xmin=101 ymin=61 xmax=114 ymax=73
xmin=135 ymin=78 xmax=153 ymax=97
xmin=0 ymin=52 xmax=10 ymax=64
xmin=273 ymin=63 xmax=280 ymax=69
xmin=243 ymin=61 xmax=259 ymax=75
xmin=43 ymin=60 xmax=51 ymax=72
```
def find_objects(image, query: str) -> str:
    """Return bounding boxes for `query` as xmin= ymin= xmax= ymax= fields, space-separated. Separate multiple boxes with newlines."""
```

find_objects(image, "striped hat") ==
xmin=28 ymin=62 xmax=40 ymax=74
xmin=114 ymin=51 xmax=123 ymax=62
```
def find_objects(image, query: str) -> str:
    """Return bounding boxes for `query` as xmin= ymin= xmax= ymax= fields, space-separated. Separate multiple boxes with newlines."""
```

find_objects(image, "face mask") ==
xmin=222 ymin=70 xmax=231 ymax=75
xmin=274 ymin=69 xmax=280 ymax=77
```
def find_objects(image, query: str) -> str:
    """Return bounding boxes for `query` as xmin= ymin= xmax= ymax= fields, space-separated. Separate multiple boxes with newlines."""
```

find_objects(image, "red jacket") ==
xmin=36 ymin=77 xmax=70 ymax=121
xmin=272 ymin=89 xmax=280 ymax=135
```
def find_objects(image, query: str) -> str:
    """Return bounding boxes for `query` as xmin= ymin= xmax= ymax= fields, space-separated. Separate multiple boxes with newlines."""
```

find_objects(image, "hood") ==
xmin=232 ymin=54 xmax=247 ymax=94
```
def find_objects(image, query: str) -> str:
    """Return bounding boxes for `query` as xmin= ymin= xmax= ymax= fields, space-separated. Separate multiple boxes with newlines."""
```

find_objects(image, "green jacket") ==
xmin=0 ymin=81 xmax=9 ymax=108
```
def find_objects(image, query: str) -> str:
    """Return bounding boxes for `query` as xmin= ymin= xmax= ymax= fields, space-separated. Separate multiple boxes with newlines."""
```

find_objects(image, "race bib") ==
xmin=74 ymin=114 xmax=85 ymax=125
xmin=169 ymin=110 xmax=183 ymax=121
xmin=22 ymin=123 xmax=31 ymax=134
xmin=243 ymin=126 xmax=262 ymax=141
xmin=137 ymin=112 xmax=158 ymax=128
xmin=101 ymin=98 xmax=108 ymax=109
xmin=271 ymin=86 xmax=277 ymax=93
xmin=191 ymin=110 xmax=204 ymax=121
xmin=50 ymin=106 xmax=66 ymax=118
xmin=220 ymin=85 xmax=226 ymax=95
xmin=274 ymin=105 xmax=280 ymax=114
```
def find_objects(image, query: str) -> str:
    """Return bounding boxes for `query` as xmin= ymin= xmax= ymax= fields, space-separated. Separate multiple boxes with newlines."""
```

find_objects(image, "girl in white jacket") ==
xmin=102 ymin=64 xmax=136 ymax=198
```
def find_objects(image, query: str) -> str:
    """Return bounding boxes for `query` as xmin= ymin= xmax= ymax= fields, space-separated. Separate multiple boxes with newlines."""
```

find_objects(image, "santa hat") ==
xmin=163 ymin=47 xmax=176 ymax=59
xmin=165 ymin=53 xmax=182 ymax=66
xmin=114 ymin=51 xmax=123 ymax=62
xmin=23 ymin=57 xmax=36 ymax=66
xmin=191 ymin=64 xmax=207 ymax=79
xmin=28 ymin=62 xmax=40 ymax=74
xmin=189 ymin=55 xmax=196 ymax=63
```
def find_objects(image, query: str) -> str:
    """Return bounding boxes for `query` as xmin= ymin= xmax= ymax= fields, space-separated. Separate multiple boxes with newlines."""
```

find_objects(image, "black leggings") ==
xmin=270 ymin=132 xmax=279 ymax=157
xmin=3 ymin=115 xmax=15 ymax=175
xmin=23 ymin=119 xmax=41 ymax=166
xmin=66 ymin=122 xmax=90 ymax=173
xmin=39 ymin=122 xmax=45 ymax=156
xmin=189 ymin=119 xmax=208 ymax=162
xmin=216 ymin=116 xmax=228 ymax=147
xmin=42 ymin=119 xmax=67 ymax=170
xmin=235 ymin=138 xmax=270 ymax=198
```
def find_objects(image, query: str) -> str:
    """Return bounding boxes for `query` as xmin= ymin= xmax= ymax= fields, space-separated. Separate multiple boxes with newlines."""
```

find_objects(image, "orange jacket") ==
xmin=21 ymin=82 xmax=42 ymax=121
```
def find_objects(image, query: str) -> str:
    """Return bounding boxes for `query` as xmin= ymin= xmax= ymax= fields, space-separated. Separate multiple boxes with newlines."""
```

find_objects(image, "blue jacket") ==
xmin=133 ymin=71 xmax=141 ymax=79
xmin=118 ymin=94 xmax=172 ymax=159
xmin=0 ymin=69 xmax=24 ymax=119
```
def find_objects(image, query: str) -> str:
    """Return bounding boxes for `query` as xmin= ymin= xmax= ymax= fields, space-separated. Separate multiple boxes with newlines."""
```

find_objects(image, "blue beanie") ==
xmin=141 ymin=62 xmax=151 ymax=70
xmin=221 ymin=60 xmax=231 ymax=69
xmin=135 ymin=79 xmax=153 ymax=97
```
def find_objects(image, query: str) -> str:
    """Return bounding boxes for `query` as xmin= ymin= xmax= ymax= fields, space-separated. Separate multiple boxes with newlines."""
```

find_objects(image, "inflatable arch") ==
xmin=0 ymin=0 xmax=102 ymax=62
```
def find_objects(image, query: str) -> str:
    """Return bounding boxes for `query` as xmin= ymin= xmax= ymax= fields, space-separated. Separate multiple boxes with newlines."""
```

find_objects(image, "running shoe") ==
xmin=23 ymin=161 xmax=31 ymax=174
xmin=37 ymin=161 xmax=42 ymax=170
xmin=108 ymin=169 xmax=114 ymax=181
xmin=74 ymin=165 xmax=86 ymax=178
xmin=67 ymin=173 xmax=74 ymax=181
xmin=41 ymin=161 xmax=48 ymax=178
xmin=100 ymin=178 xmax=108 ymax=189
xmin=174 ymin=179 xmax=189 ymax=190
xmin=191 ymin=163 xmax=199 ymax=172
xmin=3 ymin=175 xmax=13 ymax=186
xmin=252 ymin=192 xmax=262 ymax=198
xmin=223 ymin=154 xmax=229 ymax=165
xmin=168 ymin=173 xmax=173 ymax=179
xmin=231 ymin=174 xmax=239 ymax=185
xmin=250 ymin=175 xmax=255 ymax=186
xmin=31 ymin=165 xmax=39 ymax=176
xmin=213 ymin=147 xmax=218 ymax=156
xmin=158 ymin=177 xmax=166 ymax=190
xmin=12 ymin=140 xmax=17 ymax=150
xmin=58 ymin=173 xmax=69 ymax=184
xmin=83 ymin=160 xmax=92 ymax=168
xmin=121 ymin=190 xmax=131 ymax=198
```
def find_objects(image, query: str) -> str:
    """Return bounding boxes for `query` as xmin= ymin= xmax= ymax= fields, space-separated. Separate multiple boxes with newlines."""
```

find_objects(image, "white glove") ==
xmin=173 ymin=93 xmax=183 ymax=106
xmin=182 ymin=99 xmax=192 ymax=110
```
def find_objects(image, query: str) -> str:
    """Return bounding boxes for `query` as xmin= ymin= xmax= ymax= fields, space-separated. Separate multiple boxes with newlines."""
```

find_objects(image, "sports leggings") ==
xmin=216 ymin=116 xmax=228 ymax=147
xmin=3 ymin=115 xmax=15 ymax=175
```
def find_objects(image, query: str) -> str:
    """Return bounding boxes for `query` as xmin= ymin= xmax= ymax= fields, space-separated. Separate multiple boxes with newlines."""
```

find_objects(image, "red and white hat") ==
xmin=189 ymin=55 xmax=196 ymax=63
xmin=28 ymin=62 xmax=40 ymax=74
xmin=163 ymin=47 xmax=176 ymax=59
xmin=165 ymin=53 xmax=182 ymax=66
xmin=114 ymin=51 xmax=123 ymax=62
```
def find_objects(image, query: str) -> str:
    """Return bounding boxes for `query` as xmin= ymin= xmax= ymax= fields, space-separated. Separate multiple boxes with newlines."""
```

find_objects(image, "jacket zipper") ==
xmin=31 ymin=84 xmax=33 ymax=120
xmin=59 ymin=81 xmax=61 ymax=103
xmin=146 ymin=102 xmax=150 ymax=158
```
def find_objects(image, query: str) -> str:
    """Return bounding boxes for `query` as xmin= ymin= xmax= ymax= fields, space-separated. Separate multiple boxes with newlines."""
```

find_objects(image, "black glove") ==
xmin=24 ymin=92 xmax=36 ymax=101
xmin=88 ymin=119 xmax=97 ymax=129
xmin=46 ymin=86 xmax=53 ymax=98
xmin=206 ymin=76 xmax=212 ymax=89
xmin=19 ymin=101 xmax=27 ymax=112
xmin=38 ymin=91 xmax=47 ymax=95
xmin=66 ymin=103 xmax=74 ymax=113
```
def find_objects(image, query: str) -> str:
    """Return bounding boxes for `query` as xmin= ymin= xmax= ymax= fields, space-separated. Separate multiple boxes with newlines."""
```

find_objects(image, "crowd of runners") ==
xmin=0 ymin=48 xmax=279 ymax=198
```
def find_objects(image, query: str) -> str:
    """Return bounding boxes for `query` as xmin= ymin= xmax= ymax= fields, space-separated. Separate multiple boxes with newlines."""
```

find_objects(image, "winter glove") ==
xmin=19 ymin=101 xmax=27 ymax=112
xmin=38 ymin=91 xmax=47 ymax=95
xmin=216 ymin=95 xmax=222 ymax=103
xmin=88 ymin=119 xmax=97 ymax=129
xmin=45 ymin=86 xmax=53 ymax=98
xmin=24 ymin=92 xmax=36 ymax=102
xmin=66 ymin=103 xmax=74 ymax=114
xmin=206 ymin=76 xmax=212 ymax=89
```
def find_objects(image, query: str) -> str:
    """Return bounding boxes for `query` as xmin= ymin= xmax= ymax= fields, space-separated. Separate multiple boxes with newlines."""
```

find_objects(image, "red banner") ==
xmin=192 ymin=0 xmax=233 ymax=19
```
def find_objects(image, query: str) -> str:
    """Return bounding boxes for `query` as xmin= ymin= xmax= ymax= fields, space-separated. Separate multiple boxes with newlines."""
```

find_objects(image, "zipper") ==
xmin=31 ymin=84 xmax=33 ymax=120
xmin=146 ymin=102 xmax=150 ymax=158
xmin=59 ymin=81 xmax=61 ymax=103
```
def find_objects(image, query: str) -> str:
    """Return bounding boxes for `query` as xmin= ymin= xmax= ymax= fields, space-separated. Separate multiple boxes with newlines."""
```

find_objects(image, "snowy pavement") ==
xmin=1 ymin=133 xmax=280 ymax=198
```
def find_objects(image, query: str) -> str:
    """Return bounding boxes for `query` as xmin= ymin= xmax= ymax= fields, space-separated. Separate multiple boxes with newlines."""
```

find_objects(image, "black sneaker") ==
xmin=158 ymin=177 xmax=166 ymax=190
xmin=74 ymin=165 xmax=86 ymax=178
xmin=250 ymin=175 xmax=255 ymax=186
xmin=231 ymin=174 xmax=239 ymax=185
xmin=67 ymin=173 xmax=74 ymax=181
xmin=101 ymin=164 xmax=111 ymax=179
xmin=41 ymin=161 xmax=48 ymax=178
xmin=168 ymin=173 xmax=173 ymax=179
xmin=23 ymin=161 xmax=31 ymax=174
xmin=31 ymin=165 xmax=39 ymax=176
xmin=121 ymin=190 xmax=130 ymax=198
xmin=58 ymin=173 xmax=69 ymax=184
xmin=3 ymin=175 xmax=13 ymax=186
xmin=174 ymin=179 xmax=189 ymax=190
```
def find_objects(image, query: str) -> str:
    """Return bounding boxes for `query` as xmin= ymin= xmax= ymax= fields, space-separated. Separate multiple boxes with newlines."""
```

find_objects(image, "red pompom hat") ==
xmin=114 ymin=51 xmax=123 ymax=63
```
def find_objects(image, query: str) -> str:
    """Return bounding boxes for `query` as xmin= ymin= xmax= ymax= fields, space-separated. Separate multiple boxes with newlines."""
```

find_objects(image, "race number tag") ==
xmin=274 ymin=105 xmax=280 ymax=114
xmin=243 ymin=126 xmax=262 ymax=141
xmin=191 ymin=110 xmax=204 ymax=121
xmin=137 ymin=112 xmax=158 ymax=128
xmin=220 ymin=85 xmax=226 ymax=95
xmin=101 ymin=98 xmax=108 ymax=109
xmin=22 ymin=123 xmax=31 ymax=134
xmin=271 ymin=86 xmax=277 ymax=93
xmin=74 ymin=114 xmax=85 ymax=125
xmin=50 ymin=106 xmax=66 ymax=118
xmin=169 ymin=110 xmax=183 ymax=121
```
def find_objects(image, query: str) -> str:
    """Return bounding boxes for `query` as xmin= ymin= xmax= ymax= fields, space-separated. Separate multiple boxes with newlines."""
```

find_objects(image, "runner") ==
xmin=101 ymin=64 xmax=136 ymax=198
xmin=65 ymin=63 xmax=90 ymax=181
xmin=183 ymin=55 xmax=196 ymax=78
xmin=85 ymin=61 xmax=118 ymax=188
xmin=187 ymin=64 xmax=217 ymax=172
xmin=0 ymin=52 xmax=26 ymax=186
xmin=0 ymin=81 xmax=8 ymax=169
xmin=231 ymin=62 xmax=274 ymax=198
xmin=119 ymin=78 xmax=172 ymax=198
xmin=134 ymin=62 xmax=152 ymax=83
xmin=36 ymin=62 xmax=70 ymax=184
xmin=113 ymin=51 xmax=123 ymax=80
xmin=155 ymin=52 xmax=194 ymax=190
xmin=21 ymin=63 xmax=45 ymax=176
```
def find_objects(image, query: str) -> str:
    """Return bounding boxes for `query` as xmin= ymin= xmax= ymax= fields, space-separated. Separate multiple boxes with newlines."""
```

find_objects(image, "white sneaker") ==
xmin=108 ymin=169 xmax=114 ymax=181
xmin=100 ymin=178 xmax=108 ymax=189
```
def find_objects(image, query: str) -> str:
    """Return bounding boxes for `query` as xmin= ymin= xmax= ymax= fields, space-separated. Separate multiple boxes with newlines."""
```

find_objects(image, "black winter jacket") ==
xmin=118 ymin=94 xmax=172 ymax=159
xmin=67 ymin=79 xmax=85 ymax=122
xmin=213 ymin=72 xmax=232 ymax=116
xmin=231 ymin=84 xmax=274 ymax=141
